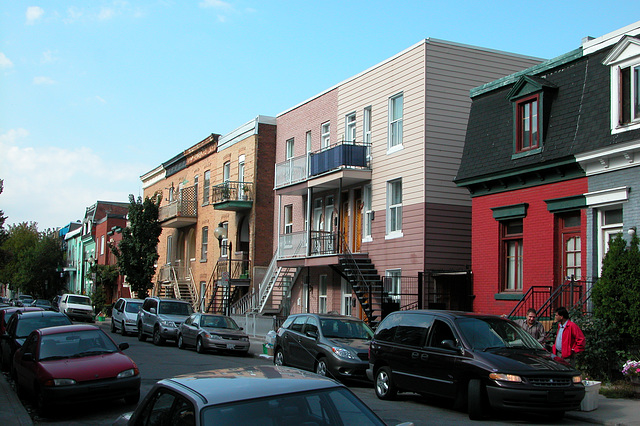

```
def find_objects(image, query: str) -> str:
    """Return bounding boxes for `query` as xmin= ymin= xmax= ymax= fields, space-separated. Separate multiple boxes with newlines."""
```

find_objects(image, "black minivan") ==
xmin=367 ymin=310 xmax=585 ymax=420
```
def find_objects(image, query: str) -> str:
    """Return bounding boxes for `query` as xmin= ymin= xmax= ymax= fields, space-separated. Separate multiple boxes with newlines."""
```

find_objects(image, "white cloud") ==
xmin=41 ymin=50 xmax=59 ymax=64
xmin=98 ymin=7 xmax=115 ymax=20
xmin=95 ymin=95 xmax=107 ymax=104
xmin=199 ymin=0 xmax=233 ymax=9
xmin=0 ymin=52 xmax=13 ymax=69
xmin=26 ymin=6 xmax=44 ymax=25
xmin=33 ymin=76 xmax=56 ymax=85
xmin=0 ymin=129 xmax=143 ymax=230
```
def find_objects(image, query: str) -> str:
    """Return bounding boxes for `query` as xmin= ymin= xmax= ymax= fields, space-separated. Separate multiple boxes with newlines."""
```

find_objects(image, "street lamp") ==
xmin=213 ymin=222 xmax=227 ymax=248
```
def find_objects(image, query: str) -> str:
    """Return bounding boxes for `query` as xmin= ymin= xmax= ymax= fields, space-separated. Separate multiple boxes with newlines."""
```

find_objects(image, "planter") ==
xmin=97 ymin=316 xmax=105 ymax=322
xmin=580 ymin=380 xmax=601 ymax=411
xmin=631 ymin=377 xmax=640 ymax=396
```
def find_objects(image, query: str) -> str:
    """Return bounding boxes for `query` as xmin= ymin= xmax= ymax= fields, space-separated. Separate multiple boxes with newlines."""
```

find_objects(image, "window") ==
xmin=223 ymin=162 xmax=230 ymax=183
xmin=386 ymin=269 xmax=401 ymax=302
xmin=363 ymin=106 xmax=372 ymax=159
xmin=516 ymin=94 xmax=539 ymax=152
xmin=345 ymin=113 xmax=356 ymax=142
xmin=238 ymin=155 xmax=246 ymax=198
xmin=203 ymin=170 xmax=210 ymax=205
xmin=319 ymin=275 xmax=327 ymax=313
xmin=501 ymin=219 xmax=523 ymax=291
xmin=363 ymin=184 xmax=373 ymax=240
xmin=221 ymin=222 xmax=229 ymax=257
xmin=284 ymin=205 xmax=293 ymax=234
xmin=321 ymin=122 xmax=330 ymax=149
xmin=100 ymin=235 xmax=105 ymax=255
xmin=341 ymin=280 xmax=352 ymax=316
xmin=618 ymin=65 xmax=640 ymax=125
xmin=201 ymin=226 xmax=208 ymax=261
xmin=166 ymin=235 xmax=173 ymax=265
xmin=388 ymin=93 xmax=403 ymax=149
xmin=603 ymin=37 xmax=640 ymax=132
xmin=386 ymin=179 xmax=402 ymax=235
xmin=598 ymin=207 xmax=623 ymax=272
xmin=286 ymin=138 xmax=295 ymax=160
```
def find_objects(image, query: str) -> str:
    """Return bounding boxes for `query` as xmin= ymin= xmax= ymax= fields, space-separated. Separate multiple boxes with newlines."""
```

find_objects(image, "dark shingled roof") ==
xmin=456 ymin=47 xmax=640 ymax=184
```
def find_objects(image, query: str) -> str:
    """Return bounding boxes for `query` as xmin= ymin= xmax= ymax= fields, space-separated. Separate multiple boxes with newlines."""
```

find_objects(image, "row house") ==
xmin=262 ymin=39 xmax=542 ymax=325
xmin=61 ymin=221 xmax=82 ymax=294
xmin=455 ymin=21 xmax=640 ymax=320
xmin=141 ymin=116 xmax=277 ymax=313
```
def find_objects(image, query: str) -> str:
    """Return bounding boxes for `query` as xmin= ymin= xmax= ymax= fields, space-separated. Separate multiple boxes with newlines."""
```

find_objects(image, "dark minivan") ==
xmin=367 ymin=310 xmax=585 ymax=420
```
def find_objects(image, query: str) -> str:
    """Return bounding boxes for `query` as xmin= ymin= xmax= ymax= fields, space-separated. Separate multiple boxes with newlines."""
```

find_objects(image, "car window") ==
xmin=456 ymin=317 xmax=542 ymax=350
xmin=392 ymin=314 xmax=433 ymax=347
xmin=290 ymin=316 xmax=307 ymax=333
xmin=15 ymin=315 xmax=72 ymax=338
xmin=137 ymin=389 xmax=195 ymax=426
xmin=320 ymin=318 xmax=373 ymax=339
xmin=201 ymin=315 xmax=239 ymax=329
xmin=303 ymin=316 xmax=319 ymax=335
xmin=22 ymin=333 xmax=38 ymax=355
xmin=427 ymin=320 xmax=457 ymax=349
xmin=125 ymin=302 xmax=142 ymax=314
xmin=158 ymin=302 xmax=192 ymax=316
xmin=39 ymin=329 xmax=118 ymax=360
xmin=114 ymin=300 xmax=123 ymax=311
xmin=68 ymin=296 xmax=91 ymax=305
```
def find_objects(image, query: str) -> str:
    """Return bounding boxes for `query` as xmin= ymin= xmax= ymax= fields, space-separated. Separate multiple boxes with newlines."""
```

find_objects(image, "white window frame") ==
xmin=286 ymin=138 xmax=295 ymax=160
xmin=238 ymin=155 xmax=245 ymax=198
xmin=386 ymin=269 xmax=401 ymax=302
xmin=100 ymin=235 xmax=105 ymax=256
xmin=341 ymin=278 xmax=352 ymax=316
xmin=223 ymin=162 xmax=230 ymax=183
xmin=221 ymin=222 xmax=229 ymax=258
xmin=203 ymin=171 xmax=210 ymax=205
xmin=363 ymin=184 xmax=373 ymax=241
xmin=321 ymin=122 xmax=331 ymax=149
xmin=363 ymin=106 xmax=372 ymax=160
xmin=345 ymin=112 xmax=356 ymax=142
xmin=388 ymin=93 xmax=403 ymax=152
xmin=605 ymin=38 xmax=640 ymax=134
xmin=319 ymin=275 xmax=327 ymax=313
xmin=598 ymin=207 xmax=623 ymax=273
xmin=386 ymin=179 xmax=403 ymax=238
xmin=201 ymin=226 xmax=208 ymax=261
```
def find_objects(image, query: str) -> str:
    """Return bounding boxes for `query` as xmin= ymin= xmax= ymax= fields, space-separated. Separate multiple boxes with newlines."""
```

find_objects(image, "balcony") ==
xmin=158 ymin=185 xmax=197 ymax=228
xmin=212 ymin=181 xmax=253 ymax=211
xmin=275 ymin=141 xmax=371 ymax=192
xmin=278 ymin=230 xmax=341 ymax=260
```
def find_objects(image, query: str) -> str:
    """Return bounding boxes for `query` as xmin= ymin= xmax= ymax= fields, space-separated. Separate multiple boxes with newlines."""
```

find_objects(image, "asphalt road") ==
xmin=9 ymin=322 xmax=589 ymax=425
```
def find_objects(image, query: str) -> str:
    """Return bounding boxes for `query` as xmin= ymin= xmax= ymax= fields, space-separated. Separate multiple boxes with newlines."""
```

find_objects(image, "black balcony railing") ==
xmin=310 ymin=231 xmax=340 ymax=255
xmin=309 ymin=141 xmax=369 ymax=177
xmin=211 ymin=181 xmax=253 ymax=204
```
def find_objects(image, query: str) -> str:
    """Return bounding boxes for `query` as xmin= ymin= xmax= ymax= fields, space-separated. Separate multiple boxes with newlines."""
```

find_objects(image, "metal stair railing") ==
xmin=257 ymin=249 xmax=280 ymax=313
xmin=507 ymin=285 xmax=553 ymax=319
xmin=338 ymin=233 xmax=378 ymax=325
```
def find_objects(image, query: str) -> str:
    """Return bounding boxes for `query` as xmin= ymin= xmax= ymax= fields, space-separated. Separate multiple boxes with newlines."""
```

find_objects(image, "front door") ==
xmin=556 ymin=212 xmax=582 ymax=283
xmin=354 ymin=189 xmax=363 ymax=253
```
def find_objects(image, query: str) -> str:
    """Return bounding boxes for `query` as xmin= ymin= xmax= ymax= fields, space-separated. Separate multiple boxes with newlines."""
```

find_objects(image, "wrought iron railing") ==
xmin=211 ymin=181 xmax=253 ymax=204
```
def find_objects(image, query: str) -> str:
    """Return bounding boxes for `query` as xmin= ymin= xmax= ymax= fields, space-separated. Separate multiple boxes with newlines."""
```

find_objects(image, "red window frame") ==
xmin=516 ymin=94 xmax=539 ymax=152
xmin=500 ymin=219 xmax=523 ymax=292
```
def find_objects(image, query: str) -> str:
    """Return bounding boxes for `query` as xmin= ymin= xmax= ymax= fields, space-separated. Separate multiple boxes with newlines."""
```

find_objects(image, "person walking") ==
xmin=552 ymin=307 xmax=585 ymax=367
xmin=515 ymin=308 xmax=546 ymax=344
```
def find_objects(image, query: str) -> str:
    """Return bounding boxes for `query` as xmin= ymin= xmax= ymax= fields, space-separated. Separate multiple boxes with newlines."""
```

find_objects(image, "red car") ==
xmin=0 ymin=307 xmax=43 ymax=335
xmin=12 ymin=324 xmax=141 ymax=413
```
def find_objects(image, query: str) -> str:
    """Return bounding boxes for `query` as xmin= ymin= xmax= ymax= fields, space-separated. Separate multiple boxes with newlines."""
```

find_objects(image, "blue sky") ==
xmin=0 ymin=1 xmax=637 ymax=230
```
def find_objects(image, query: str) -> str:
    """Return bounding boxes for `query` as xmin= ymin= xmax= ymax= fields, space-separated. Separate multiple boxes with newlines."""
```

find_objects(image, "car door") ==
xmin=113 ymin=299 xmax=123 ymax=329
xmin=298 ymin=316 xmax=321 ymax=371
xmin=13 ymin=332 xmax=39 ymax=393
xmin=421 ymin=318 xmax=460 ymax=398
xmin=282 ymin=316 xmax=308 ymax=369
xmin=388 ymin=313 xmax=433 ymax=392
xmin=182 ymin=314 xmax=198 ymax=346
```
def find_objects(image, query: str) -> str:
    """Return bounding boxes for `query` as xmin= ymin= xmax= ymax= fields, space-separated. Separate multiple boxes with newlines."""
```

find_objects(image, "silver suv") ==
xmin=137 ymin=297 xmax=193 ymax=346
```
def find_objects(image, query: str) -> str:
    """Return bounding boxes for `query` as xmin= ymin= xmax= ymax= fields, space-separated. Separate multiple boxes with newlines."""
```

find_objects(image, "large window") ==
xmin=201 ymin=226 xmax=208 ymax=261
xmin=321 ymin=122 xmax=330 ymax=149
xmin=388 ymin=93 xmax=403 ymax=149
xmin=501 ymin=219 xmax=523 ymax=291
xmin=516 ymin=95 xmax=539 ymax=152
xmin=619 ymin=64 xmax=640 ymax=125
xmin=345 ymin=113 xmax=356 ymax=142
xmin=203 ymin=170 xmax=210 ymax=205
xmin=386 ymin=179 xmax=402 ymax=235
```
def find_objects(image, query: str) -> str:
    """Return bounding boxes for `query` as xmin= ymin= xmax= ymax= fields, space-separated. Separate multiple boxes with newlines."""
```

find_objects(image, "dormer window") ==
xmin=516 ymin=94 xmax=539 ymax=152
xmin=603 ymin=35 xmax=640 ymax=133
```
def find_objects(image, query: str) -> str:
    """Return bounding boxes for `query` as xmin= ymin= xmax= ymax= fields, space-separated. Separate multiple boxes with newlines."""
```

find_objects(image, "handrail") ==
xmin=339 ymin=233 xmax=376 ymax=324
xmin=507 ymin=285 xmax=553 ymax=318
xmin=258 ymin=248 xmax=280 ymax=313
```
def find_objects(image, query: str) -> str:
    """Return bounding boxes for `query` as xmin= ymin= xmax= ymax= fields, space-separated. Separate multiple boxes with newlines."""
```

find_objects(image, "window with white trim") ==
xmin=286 ymin=138 xmax=294 ymax=160
xmin=223 ymin=162 xmax=230 ymax=183
xmin=388 ymin=93 xmax=403 ymax=149
xmin=363 ymin=184 xmax=373 ymax=240
xmin=203 ymin=171 xmax=210 ymax=205
xmin=321 ymin=122 xmax=330 ymax=149
xmin=598 ymin=207 xmax=623 ymax=273
xmin=386 ymin=179 xmax=402 ymax=235
xmin=363 ymin=106 xmax=372 ymax=159
xmin=386 ymin=269 xmax=401 ymax=302
xmin=319 ymin=275 xmax=327 ymax=314
xmin=221 ymin=222 xmax=229 ymax=258
xmin=604 ymin=36 xmax=640 ymax=132
xmin=284 ymin=204 xmax=293 ymax=248
xmin=100 ymin=235 xmax=105 ymax=255
xmin=201 ymin=226 xmax=208 ymax=261
xmin=345 ymin=113 xmax=356 ymax=142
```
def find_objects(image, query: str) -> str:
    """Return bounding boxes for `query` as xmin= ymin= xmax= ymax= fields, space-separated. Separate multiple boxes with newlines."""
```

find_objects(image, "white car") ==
xmin=58 ymin=294 xmax=94 ymax=322
xmin=111 ymin=298 xmax=143 ymax=336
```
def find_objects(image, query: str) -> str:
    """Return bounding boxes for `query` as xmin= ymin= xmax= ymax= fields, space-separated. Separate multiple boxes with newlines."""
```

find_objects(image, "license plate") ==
xmin=226 ymin=344 xmax=235 ymax=349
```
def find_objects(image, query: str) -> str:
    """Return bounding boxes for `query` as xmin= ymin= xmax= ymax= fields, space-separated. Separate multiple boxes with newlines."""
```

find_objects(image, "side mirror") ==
xmin=119 ymin=342 xmax=129 ymax=351
xmin=306 ymin=330 xmax=319 ymax=340
xmin=441 ymin=340 xmax=459 ymax=351
xmin=150 ymin=308 xmax=156 ymax=314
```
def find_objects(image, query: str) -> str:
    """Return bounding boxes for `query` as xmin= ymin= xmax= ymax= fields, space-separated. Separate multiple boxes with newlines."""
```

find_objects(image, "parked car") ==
xmin=51 ymin=295 xmax=62 ymax=312
xmin=367 ymin=310 xmax=585 ymax=420
xmin=273 ymin=313 xmax=373 ymax=381
xmin=0 ymin=306 xmax=44 ymax=335
xmin=12 ymin=324 xmax=140 ymax=413
xmin=111 ymin=298 xmax=143 ymax=336
xmin=137 ymin=297 xmax=193 ymax=345
xmin=30 ymin=299 xmax=53 ymax=310
xmin=114 ymin=365 xmax=387 ymax=426
xmin=13 ymin=295 xmax=34 ymax=307
xmin=178 ymin=313 xmax=250 ymax=355
xmin=58 ymin=294 xmax=94 ymax=322
xmin=0 ymin=310 xmax=72 ymax=371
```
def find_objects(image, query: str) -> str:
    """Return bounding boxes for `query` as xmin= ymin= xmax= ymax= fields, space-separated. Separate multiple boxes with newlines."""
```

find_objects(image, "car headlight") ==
xmin=45 ymin=378 xmax=77 ymax=387
xmin=117 ymin=368 xmax=139 ymax=379
xmin=331 ymin=346 xmax=356 ymax=360
xmin=489 ymin=373 xmax=522 ymax=383
xmin=240 ymin=337 xmax=249 ymax=342
xmin=208 ymin=333 xmax=223 ymax=341
xmin=160 ymin=320 xmax=176 ymax=327
xmin=573 ymin=375 xmax=582 ymax=384
xmin=125 ymin=319 xmax=136 ymax=324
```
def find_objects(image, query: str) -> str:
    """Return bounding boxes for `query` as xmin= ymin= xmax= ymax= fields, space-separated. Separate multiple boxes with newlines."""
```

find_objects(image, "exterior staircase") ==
xmin=155 ymin=265 xmax=199 ymax=311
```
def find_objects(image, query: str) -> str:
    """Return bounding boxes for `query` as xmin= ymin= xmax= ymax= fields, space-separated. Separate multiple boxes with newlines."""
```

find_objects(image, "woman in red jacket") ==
xmin=552 ymin=307 xmax=585 ymax=367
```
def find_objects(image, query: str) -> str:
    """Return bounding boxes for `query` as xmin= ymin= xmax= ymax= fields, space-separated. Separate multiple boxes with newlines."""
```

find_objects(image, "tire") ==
xmin=177 ymin=334 xmax=185 ymax=350
xmin=374 ymin=366 xmax=397 ymax=400
xmin=467 ymin=379 xmax=486 ymax=420
xmin=124 ymin=390 xmax=140 ymax=405
xmin=274 ymin=348 xmax=285 ymax=366
xmin=120 ymin=321 xmax=128 ymax=337
xmin=153 ymin=327 xmax=165 ymax=346
xmin=196 ymin=337 xmax=205 ymax=354
xmin=137 ymin=324 xmax=147 ymax=342
xmin=110 ymin=318 xmax=116 ymax=333
xmin=315 ymin=357 xmax=329 ymax=377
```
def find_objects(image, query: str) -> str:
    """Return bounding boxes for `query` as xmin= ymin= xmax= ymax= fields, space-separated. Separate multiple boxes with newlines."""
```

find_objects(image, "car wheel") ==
xmin=467 ymin=379 xmax=487 ymax=420
xmin=110 ymin=318 xmax=116 ymax=333
xmin=120 ymin=321 xmax=128 ymax=337
xmin=124 ymin=390 xmax=140 ymax=405
xmin=153 ymin=327 xmax=165 ymax=346
xmin=374 ymin=366 xmax=397 ymax=400
xmin=315 ymin=357 xmax=329 ymax=377
xmin=196 ymin=337 xmax=206 ymax=354
xmin=177 ymin=334 xmax=185 ymax=350
xmin=137 ymin=324 xmax=147 ymax=342
xmin=274 ymin=348 xmax=285 ymax=366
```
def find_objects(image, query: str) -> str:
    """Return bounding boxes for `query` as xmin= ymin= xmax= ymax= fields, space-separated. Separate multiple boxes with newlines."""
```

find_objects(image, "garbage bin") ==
xmin=580 ymin=380 xmax=601 ymax=411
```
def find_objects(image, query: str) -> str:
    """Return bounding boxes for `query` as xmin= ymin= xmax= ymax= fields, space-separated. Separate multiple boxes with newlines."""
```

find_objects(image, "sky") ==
xmin=0 ymin=1 xmax=637 ymax=231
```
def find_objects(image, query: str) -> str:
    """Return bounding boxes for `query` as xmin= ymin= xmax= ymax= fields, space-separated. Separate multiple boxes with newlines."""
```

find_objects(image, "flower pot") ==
xmin=580 ymin=381 xmax=601 ymax=411
xmin=631 ymin=377 xmax=640 ymax=395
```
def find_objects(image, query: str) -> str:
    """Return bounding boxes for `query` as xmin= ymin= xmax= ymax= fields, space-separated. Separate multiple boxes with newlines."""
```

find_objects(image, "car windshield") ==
xmin=15 ymin=315 xmax=72 ymax=338
xmin=68 ymin=296 xmax=91 ymax=305
xmin=456 ymin=317 xmax=543 ymax=350
xmin=201 ymin=315 xmax=239 ymax=329
xmin=39 ymin=329 xmax=118 ymax=360
xmin=158 ymin=301 xmax=193 ymax=316
xmin=34 ymin=300 xmax=51 ymax=306
xmin=202 ymin=387 xmax=384 ymax=426
xmin=320 ymin=319 xmax=373 ymax=340
xmin=125 ymin=302 xmax=142 ymax=314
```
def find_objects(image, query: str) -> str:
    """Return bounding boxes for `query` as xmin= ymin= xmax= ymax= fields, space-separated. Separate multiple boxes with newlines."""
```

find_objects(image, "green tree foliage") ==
xmin=111 ymin=194 xmax=161 ymax=299
xmin=0 ymin=222 xmax=65 ymax=298
xmin=91 ymin=264 xmax=120 ymax=314
xmin=0 ymin=179 xmax=9 ymax=271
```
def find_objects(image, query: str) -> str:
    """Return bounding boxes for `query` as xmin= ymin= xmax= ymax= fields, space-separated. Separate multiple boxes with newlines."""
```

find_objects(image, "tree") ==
xmin=90 ymin=264 xmax=119 ymax=314
xmin=111 ymin=194 xmax=162 ymax=299
xmin=0 ymin=179 xmax=9 ymax=273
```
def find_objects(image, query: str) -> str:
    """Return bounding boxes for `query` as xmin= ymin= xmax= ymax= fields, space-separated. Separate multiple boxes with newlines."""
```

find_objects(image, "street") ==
xmin=7 ymin=322 xmax=589 ymax=425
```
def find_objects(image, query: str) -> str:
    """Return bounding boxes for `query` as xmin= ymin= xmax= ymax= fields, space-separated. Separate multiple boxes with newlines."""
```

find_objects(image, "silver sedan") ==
xmin=177 ymin=313 xmax=250 ymax=355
